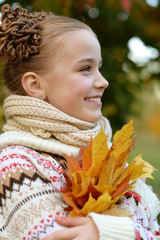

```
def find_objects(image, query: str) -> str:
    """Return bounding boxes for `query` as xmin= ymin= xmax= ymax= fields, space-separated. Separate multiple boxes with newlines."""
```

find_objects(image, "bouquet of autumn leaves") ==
xmin=62 ymin=121 xmax=155 ymax=217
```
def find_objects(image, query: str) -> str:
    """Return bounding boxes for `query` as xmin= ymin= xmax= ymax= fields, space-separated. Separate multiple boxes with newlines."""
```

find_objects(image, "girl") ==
xmin=0 ymin=4 xmax=159 ymax=240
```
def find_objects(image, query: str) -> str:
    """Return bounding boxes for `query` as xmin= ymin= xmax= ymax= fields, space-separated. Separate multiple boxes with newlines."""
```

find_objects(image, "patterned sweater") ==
xmin=0 ymin=144 xmax=160 ymax=240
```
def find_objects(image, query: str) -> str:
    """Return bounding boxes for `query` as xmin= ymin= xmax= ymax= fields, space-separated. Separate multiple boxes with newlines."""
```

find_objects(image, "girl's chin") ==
xmin=82 ymin=113 xmax=102 ymax=123
xmin=68 ymin=108 xmax=102 ymax=123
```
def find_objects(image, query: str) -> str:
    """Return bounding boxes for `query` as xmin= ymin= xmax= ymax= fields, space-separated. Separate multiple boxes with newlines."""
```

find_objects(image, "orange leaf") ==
xmin=63 ymin=154 xmax=82 ymax=175
xmin=62 ymin=192 xmax=83 ymax=216
xmin=111 ymin=175 xmax=131 ymax=199
xmin=82 ymin=137 xmax=93 ymax=171
xmin=62 ymin=171 xmax=72 ymax=193
xmin=73 ymin=194 xmax=89 ymax=208
xmin=88 ymin=182 xmax=102 ymax=199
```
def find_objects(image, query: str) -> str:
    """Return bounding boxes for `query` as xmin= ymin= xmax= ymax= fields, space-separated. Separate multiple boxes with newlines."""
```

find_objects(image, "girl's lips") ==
xmin=84 ymin=97 xmax=102 ymax=106
xmin=85 ymin=97 xmax=101 ymax=102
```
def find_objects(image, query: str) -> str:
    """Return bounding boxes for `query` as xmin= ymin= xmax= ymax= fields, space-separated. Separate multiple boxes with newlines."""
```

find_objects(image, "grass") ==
xmin=130 ymin=131 xmax=160 ymax=224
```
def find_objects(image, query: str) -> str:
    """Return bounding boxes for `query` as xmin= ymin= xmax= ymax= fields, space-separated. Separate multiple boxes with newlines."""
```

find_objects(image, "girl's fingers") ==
xmin=42 ymin=227 xmax=77 ymax=240
xmin=55 ymin=216 xmax=87 ymax=227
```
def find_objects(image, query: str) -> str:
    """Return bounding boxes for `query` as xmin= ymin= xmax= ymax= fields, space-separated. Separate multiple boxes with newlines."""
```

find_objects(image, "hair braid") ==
xmin=0 ymin=4 xmax=47 ymax=63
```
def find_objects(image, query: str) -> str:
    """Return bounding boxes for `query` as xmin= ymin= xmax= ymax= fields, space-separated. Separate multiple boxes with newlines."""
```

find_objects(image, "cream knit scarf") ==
xmin=3 ymin=95 xmax=112 ymax=148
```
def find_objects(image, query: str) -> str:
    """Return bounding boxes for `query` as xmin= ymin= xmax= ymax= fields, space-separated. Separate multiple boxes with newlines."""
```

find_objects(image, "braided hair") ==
xmin=0 ymin=4 xmax=47 ymax=63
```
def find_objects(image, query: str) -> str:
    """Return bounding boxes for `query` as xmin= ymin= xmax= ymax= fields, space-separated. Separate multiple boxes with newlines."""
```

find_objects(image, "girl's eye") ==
xmin=80 ymin=66 xmax=91 ymax=72
xmin=99 ymin=65 xmax=103 ymax=73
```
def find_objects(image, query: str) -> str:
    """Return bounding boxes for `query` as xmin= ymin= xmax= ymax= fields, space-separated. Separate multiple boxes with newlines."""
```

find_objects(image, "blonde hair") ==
xmin=0 ymin=4 xmax=93 ymax=95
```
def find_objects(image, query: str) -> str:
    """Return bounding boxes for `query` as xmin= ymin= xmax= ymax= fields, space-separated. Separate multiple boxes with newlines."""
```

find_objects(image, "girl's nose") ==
xmin=94 ymin=72 xmax=109 ymax=89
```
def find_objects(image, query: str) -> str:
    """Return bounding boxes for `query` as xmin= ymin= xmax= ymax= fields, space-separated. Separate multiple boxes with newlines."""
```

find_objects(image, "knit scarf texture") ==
xmin=3 ymin=95 xmax=112 ymax=148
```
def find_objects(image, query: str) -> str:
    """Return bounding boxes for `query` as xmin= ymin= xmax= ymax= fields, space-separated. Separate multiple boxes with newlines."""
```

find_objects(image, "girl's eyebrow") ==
xmin=77 ymin=58 xmax=102 ymax=64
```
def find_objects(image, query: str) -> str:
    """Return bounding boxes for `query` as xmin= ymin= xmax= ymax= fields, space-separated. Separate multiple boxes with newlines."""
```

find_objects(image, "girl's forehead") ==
xmin=61 ymin=30 xmax=100 ymax=54
xmin=66 ymin=29 xmax=97 ymax=43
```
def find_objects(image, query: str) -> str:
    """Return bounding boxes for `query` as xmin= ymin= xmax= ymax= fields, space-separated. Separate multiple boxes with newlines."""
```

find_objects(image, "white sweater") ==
xmin=0 ymin=132 xmax=159 ymax=240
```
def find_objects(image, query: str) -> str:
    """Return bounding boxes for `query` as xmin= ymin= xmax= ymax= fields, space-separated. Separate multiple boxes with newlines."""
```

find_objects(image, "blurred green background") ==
xmin=0 ymin=0 xmax=159 ymax=222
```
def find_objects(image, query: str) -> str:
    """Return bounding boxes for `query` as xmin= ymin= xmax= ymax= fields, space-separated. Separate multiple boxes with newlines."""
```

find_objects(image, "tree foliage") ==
xmin=0 ymin=0 xmax=160 ymax=131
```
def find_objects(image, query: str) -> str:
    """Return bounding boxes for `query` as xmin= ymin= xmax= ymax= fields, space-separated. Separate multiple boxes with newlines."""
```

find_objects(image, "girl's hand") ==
xmin=41 ymin=216 xmax=99 ymax=240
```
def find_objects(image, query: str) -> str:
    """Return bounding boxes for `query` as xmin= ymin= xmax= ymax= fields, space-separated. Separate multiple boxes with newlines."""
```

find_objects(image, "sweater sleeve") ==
xmin=0 ymin=145 xmax=68 ymax=240
xmin=89 ymin=180 xmax=160 ymax=240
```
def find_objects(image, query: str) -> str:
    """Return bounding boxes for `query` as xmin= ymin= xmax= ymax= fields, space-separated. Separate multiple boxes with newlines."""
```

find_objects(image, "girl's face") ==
xmin=42 ymin=30 xmax=109 ymax=123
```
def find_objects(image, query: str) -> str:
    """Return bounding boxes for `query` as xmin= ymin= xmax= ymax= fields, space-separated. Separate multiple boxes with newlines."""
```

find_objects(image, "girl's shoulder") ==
xmin=0 ymin=144 xmax=50 ymax=165
xmin=0 ymin=145 xmax=66 ymax=189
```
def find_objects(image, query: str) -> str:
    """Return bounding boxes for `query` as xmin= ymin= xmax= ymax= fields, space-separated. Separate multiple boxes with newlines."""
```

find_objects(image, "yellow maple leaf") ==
xmin=86 ymin=129 xmax=109 ymax=178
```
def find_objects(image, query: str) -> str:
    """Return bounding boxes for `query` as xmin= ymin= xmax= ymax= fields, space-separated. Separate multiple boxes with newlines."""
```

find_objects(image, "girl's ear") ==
xmin=21 ymin=72 xmax=46 ymax=99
